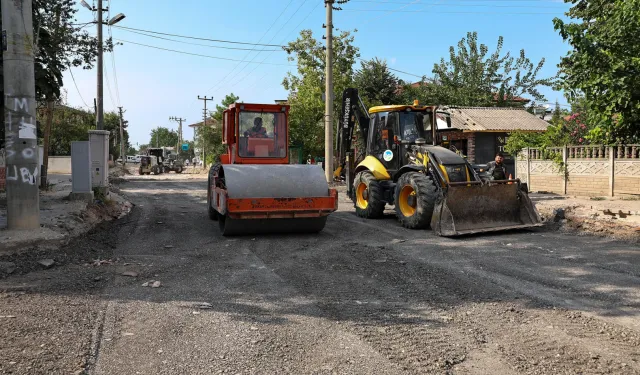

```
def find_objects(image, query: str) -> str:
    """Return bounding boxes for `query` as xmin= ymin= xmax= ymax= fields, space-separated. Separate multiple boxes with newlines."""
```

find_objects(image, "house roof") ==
xmin=187 ymin=117 xmax=218 ymax=128
xmin=449 ymin=107 xmax=550 ymax=132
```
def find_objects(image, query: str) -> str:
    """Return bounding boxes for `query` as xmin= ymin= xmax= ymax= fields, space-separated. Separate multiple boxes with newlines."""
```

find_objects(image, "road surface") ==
xmin=1 ymin=173 xmax=639 ymax=374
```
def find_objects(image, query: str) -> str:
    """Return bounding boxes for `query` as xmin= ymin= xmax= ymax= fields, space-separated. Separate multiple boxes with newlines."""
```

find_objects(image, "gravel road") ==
xmin=1 ymin=174 xmax=639 ymax=374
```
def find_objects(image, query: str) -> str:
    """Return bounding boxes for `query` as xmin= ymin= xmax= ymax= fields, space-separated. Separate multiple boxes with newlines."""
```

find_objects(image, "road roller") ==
xmin=207 ymin=102 xmax=338 ymax=236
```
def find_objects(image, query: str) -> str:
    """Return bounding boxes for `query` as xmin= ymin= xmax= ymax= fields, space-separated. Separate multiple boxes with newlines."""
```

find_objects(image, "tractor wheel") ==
xmin=352 ymin=171 xmax=386 ymax=219
xmin=175 ymin=166 xmax=183 ymax=174
xmin=138 ymin=168 xmax=143 ymax=176
xmin=394 ymin=172 xmax=438 ymax=229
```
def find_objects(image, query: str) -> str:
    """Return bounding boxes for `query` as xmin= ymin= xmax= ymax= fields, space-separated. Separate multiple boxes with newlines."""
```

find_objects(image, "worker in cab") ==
xmin=487 ymin=152 xmax=507 ymax=180
xmin=244 ymin=117 xmax=267 ymax=138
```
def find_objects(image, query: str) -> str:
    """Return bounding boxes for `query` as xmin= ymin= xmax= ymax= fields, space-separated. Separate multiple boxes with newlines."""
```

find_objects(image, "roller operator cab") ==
xmin=336 ymin=88 xmax=542 ymax=236
xmin=207 ymin=103 xmax=338 ymax=236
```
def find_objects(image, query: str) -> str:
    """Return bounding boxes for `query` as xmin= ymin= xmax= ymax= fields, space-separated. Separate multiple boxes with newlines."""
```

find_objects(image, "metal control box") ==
xmin=88 ymin=130 xmax=110 ymax=187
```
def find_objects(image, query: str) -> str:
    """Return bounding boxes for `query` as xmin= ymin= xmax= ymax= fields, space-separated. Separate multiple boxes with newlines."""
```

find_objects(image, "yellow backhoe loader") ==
xmin=335 ymin=88 xmax=542 ymax=236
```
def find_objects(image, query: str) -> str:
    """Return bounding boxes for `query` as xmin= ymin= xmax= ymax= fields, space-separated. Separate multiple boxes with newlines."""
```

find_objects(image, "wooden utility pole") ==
xmin=2 ymin=0 xmax=40 ymax=228
xmin=197 ymin=96 xmax=213 ymax=169
xmin=118 ymin=106 xmax=126 ymax=165
xmin=40 ymin=101 xmax=54 ymax=189
xmin=41 ymin=7 xmax=62 ymax=189
xmin=324 ymin=0 xmax=334 ymax=182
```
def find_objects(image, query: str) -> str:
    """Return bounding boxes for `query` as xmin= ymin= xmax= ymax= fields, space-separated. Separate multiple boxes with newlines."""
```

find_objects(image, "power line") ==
xmin=68 ymin=67 xmax=91 ymax=109
xmin=342 ymin=8 xmax=563 ymax=14
xmin=107 ymin=0 xmax=121 ymax=107
xmin=116 ymin=28 xmax=285 ymax=52
xmin=227 ymin=0 xmax=311 ymax=93
xmin=350 ymin=0 xmax=566 ymax=5
xmin=202 ymin=0 xmax=296 ymax=96
xmin=103 ymin=59 xmax=117 ymax=111
xmin=238 ymin=1 xmax=322 ymax=93
xmin=112 ymin=25 xmax=286 ymax=47
xmin=114 ymin=39 xmax=293 ymax=66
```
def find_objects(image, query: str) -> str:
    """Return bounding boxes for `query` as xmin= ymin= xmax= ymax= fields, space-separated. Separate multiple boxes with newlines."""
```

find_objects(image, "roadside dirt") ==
xmin=533 ymin=194 xmax=640 ymax=242
xmin=0 ymin=173 xmax=132 ymax=256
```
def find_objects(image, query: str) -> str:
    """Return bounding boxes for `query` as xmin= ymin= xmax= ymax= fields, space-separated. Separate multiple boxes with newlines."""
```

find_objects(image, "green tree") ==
xmin=554 ymin=0 xmax=640 ymax=144
xmin=283 ymin=29 xmax=360 ymax=156
xmin=149 ymin=127 xmax=179 ymax=148
xmin=201 ymin=93 xmax=239 ymax=164
xmin=412 ymin=32 xmax=555 ymax=107
xmin=48 ymin=105 xmax=94 ymax=156
xmin=0 ymin=0 xmax=107 ymax=146
xmin=353 ymin=58 xmax=399 ymax=107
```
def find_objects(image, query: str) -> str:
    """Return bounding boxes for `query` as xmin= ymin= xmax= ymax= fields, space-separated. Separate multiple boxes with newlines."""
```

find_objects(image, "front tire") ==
xmin=352 ymin=171 xmax=386 ymax=219
xmin=394 ymin=172 xmax=439 ymax=229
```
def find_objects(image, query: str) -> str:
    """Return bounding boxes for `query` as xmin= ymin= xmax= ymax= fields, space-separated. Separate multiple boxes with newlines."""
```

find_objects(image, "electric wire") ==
xmin=112 ymin=25 xmax=286 ymax=47
xmin=201 ymin=0 xmax=296 ymax=96
xmin=115 ymin=28 xmax=284 ymax=52
xmin=69 ymin=67 xmax=91 ymax=109
xmin=227 ymin=0 xmax=312 ymax=93
xmin=114 ymin=39 xmax=293 ymax=66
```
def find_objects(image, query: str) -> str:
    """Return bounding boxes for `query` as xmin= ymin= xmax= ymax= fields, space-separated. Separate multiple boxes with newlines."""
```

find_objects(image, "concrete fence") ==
xmin=516 ymin=145 xmax=640 ymax=197
xmin=0 ymin=153 xmax=70 ymax=191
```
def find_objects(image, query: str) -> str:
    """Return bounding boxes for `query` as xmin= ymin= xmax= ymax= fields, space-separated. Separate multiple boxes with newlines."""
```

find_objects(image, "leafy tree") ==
xmin=554 ymin=0 xmax=640 ymax=144
xmin=1 ymin=0 xmax=107 ymax=146
xmin=353 ymin=58 xmax=399 ymax=107
xmin=127 ymin=146 xmax=137 ymax=156
xmin=550 ymin=101 xmax=564 ymax=126
xmin=47 ymin=105 xmax=94 ymax=156
xmin=149 ymin=127 xmax=179 ymax=148
xmin=283 ymin=29 xmax=360 ymax=157
xmin=405 ymin=32 xmax=555 ymax=107
xmin=201 ymin=93 xmax=239 ymax=164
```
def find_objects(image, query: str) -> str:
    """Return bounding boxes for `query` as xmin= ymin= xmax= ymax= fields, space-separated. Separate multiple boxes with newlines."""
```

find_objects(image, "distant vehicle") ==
xmin=126 ymin=155 xmax=137 ymax=164
xmin=135 ymin=155 xmax=143 ymax=163
xmin=146 ymin=147 xmax=184 ymax=173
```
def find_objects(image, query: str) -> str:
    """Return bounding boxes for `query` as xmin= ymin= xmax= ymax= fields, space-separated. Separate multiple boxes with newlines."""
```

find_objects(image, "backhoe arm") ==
xmin=334 ymin=88 xmax=369 ymax=179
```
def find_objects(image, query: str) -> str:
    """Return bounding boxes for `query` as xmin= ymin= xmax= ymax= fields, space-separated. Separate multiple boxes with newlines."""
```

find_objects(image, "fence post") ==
xmin=609 ymin=146 xmax=615 ymax=197
xmin=525 ymin=148 xmax=531 ymax=191
xmin=562 ymin=146 xmax=568 ymax=195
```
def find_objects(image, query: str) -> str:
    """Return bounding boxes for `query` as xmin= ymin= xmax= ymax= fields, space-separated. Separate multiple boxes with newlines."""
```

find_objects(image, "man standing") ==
xmin=487 ymin=152 xmax=507 ymax=180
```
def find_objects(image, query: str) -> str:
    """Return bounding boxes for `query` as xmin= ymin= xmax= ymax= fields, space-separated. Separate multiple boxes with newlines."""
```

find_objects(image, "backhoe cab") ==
xmin=336 ymin=88 xmax=542 ymax=236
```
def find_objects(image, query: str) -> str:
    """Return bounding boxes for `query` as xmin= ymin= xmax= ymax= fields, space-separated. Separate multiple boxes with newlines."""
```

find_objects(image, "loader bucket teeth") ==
xmin=431 ymin=183 xmax=542 ymax=237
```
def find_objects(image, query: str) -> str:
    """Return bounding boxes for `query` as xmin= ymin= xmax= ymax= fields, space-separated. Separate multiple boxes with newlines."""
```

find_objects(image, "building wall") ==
xmin=48 ymin=156 xmax=72 ymax=174
xmin=517 ymin=146 xmax=640 ymax=197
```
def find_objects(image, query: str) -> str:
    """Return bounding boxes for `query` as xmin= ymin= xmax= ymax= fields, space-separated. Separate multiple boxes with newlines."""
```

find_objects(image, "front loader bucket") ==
xmin=431 ymin=181 xmax=542 ymax=237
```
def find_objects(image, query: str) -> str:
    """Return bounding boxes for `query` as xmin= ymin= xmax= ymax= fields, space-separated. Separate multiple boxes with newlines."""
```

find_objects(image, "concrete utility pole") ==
xmin=169 ymin=116 xmax=185 ymax=151
xmin=198 ymin=96 xmax=213 ymax=169
xmin=324 ymin=0 xmax=334 ymax=183
xmin=118 ymin=107 xmax=126 ymax=165
xmin=96 ymin=0 xmax=104 ymax=130
xmin=2 ymin=0 xmax=40 ymax=229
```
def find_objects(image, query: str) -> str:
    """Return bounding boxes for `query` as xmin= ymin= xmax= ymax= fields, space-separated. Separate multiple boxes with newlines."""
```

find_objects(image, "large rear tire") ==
xmin=394 ymin=172 xmax=438 ymax=229
xmin=353 ymin=171 xmax=386 ymax=219
xmin=207 ymin=175 xmax=218 ymax=221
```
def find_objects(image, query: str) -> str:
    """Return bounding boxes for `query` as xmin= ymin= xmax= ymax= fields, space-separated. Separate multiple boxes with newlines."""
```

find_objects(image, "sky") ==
xmin=61 ymin=0 xmax=573 ymax=147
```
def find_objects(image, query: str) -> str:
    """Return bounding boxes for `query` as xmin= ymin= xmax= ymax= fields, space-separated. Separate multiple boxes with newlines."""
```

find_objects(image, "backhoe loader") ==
xmin=335 ymin=88 xmax=542 ymax=236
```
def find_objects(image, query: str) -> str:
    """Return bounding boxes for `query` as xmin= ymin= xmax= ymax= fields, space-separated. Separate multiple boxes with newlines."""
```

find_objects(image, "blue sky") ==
xmin=61 ymin=0 xmax=572 ymax=147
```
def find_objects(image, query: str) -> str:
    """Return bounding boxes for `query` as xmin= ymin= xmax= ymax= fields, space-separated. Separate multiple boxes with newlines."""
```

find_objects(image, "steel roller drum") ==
xmin=218 ymin=164 xmax=332 ymax=236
